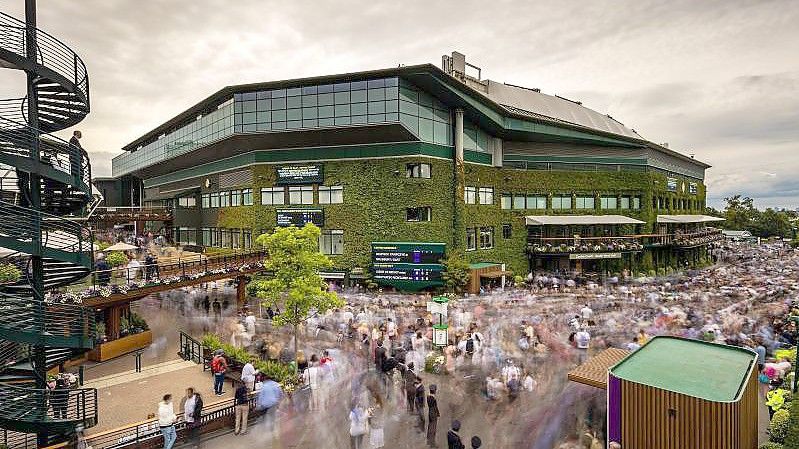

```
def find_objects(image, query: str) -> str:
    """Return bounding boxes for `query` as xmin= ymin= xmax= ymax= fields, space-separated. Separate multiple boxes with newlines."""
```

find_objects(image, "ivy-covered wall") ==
xmin=216 ymin=157 xmax=455 ymax=270
xmin=183 ymin=153 xmax=706 ymax=277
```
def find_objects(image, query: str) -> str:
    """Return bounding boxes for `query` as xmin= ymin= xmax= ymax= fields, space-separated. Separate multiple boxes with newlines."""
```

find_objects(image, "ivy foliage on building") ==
xmin=440 ymin=251 xmax=471 ymax=294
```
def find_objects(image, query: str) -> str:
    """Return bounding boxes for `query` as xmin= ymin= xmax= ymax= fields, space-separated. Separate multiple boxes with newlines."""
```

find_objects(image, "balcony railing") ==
xmin=527 ymin=236 xmax=643 ymax=254
xmin=673 ymin=227 xmax=723 ymax=248
xmin=90 ymin=206 xmax=173 ymax=223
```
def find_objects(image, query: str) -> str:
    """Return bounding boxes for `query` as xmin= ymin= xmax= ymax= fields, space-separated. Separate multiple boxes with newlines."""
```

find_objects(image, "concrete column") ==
xmin=452 ymin=109 xmax=466 ymax=251
xmin=454 ymin=109 xmax=464 ymax=164
xmin=492 ymin=137 xmax=503 ymax=167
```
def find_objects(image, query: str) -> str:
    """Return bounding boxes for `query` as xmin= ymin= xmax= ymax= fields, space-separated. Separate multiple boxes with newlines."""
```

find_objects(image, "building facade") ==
xmin=109 ymin=52 xmax=718 ymax=288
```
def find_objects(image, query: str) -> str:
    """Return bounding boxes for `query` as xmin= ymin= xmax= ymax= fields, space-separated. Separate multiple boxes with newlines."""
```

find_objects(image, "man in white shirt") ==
xmin=575 ymin=330 xmax=591 ymax=363
xmin=580 ymin=304 xmax=593 ymax=321
xmin=158 ymin=394 xmax=177 ymax=449
xmin=241 ymin=361 xmax=258 ymax=391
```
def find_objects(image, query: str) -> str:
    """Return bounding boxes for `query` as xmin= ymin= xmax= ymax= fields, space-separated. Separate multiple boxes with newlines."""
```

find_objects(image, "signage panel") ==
xmin=666 ymin=177 xmax=678 ymax=192
xmin=276 ymin=209 xmax=324 ymax=227
xmin=370 ymin=242 xmax=446 ymax=291
xmin=569 ymin=252 xmax=622 ymax=260
xmin=276 ymin=165 xmax=324 ymax=185
xmin=371 ymin=242 xmax=446 ymax=264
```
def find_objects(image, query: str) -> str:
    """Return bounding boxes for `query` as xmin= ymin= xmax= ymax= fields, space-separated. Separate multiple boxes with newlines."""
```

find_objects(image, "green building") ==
xmin=109 ymin=52 xmax=720 ymax=288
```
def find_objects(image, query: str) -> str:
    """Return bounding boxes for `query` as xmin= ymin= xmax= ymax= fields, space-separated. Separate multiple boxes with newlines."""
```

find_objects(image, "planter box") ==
xmin=88 ymin=330 xmax=153 ymax=362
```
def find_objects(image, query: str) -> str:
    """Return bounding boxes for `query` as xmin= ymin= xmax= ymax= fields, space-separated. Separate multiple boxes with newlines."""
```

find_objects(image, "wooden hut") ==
xmin=569 ymin=336 xmax=759 ymax=449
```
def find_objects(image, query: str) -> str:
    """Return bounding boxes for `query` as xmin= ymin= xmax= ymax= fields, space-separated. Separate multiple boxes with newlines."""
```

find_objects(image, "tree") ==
xmin=249 ymin=224 xmax=343 ymax=371
xmin=440 ymin=251 xmax=471 ymax=294
xmin=722 ymin=195 xmax=759 ymax=231
xmin=754 ymin=208 xmax=793 ymax=239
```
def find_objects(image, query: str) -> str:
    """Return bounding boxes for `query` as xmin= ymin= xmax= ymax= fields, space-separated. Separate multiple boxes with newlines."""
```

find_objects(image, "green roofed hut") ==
xmin=569 ymin=336 xmax=759 ymax=449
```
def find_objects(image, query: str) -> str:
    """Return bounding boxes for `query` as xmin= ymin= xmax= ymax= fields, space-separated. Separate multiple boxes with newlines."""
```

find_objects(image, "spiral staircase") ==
xmin=0 ymin=2 xmax=98 ymax=446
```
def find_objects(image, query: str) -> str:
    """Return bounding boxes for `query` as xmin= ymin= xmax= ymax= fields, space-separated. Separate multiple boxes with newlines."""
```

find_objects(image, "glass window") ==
xmin=478 ymin=187 xmax=494 ymax=205
xmin=527 ymin=195 xmax=547 ymax=209
xmin=210 ymin=192 xmax=220 ymax=208
xmin=601 ymin=196 xmax=618 ymax=210
xmin=231 ymin=190 xmax=241 ymax=207
xmin=318 ymin=186 xmax=343 ymax=204
xmin=465 ymin=187 xmax=476 ymax=204
xmin=513 ymin=194 xmax=525 ymax=209
xmin=502 ymin=224 xmax=512 ymax=239
xmin=260 ymin=187 xmax=284 ymax=205
xmin=178 ymin=196 xmax=196 ymax=207
xmin=620 ymin=196 xmax=631 ymax=210
xmin=242 ymin=189 xmax=253 ymax=206
xmin=231 ymin=229 xmax=241 ymax=248
xmin=479 ymin=227 xmax=494 ymax=249
xmin=466 ymin=228 xmax=477 ymax=251
xmin=406 ymin=207 xmax=431 ymax=222
xmin=552 ymin=195 xmax=572 ymax=210
xmin=219 ymin=191 xmax=230 ymax=207
xmin=576 ymin=196 xmax=595 ymax=209
xmin=289 ymin=186 xmax=314 ymax=205
xmin=406 ymin=163 xmax=431 ymax=178
xmin=633 ymin=196 xmax=641 ymax=210
xmin=501 ymin=194 xmax=511 ymax=210
xmin=201 ymin=194 xmax=210 ymax=209
xmin=242 ymin=230 xmax=252 ymax=249
xmin=319 ymin=230 xmax=344 ymax=255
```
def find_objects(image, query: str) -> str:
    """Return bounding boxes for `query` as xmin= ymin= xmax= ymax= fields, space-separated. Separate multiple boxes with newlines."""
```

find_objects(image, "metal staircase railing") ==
xmin=0 ymin=2 xmax=98 ymax=444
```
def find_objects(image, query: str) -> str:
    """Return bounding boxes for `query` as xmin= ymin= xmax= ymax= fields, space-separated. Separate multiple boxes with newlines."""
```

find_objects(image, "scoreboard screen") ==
xmin=276 ymin=209 xmax=324 ymax=227
xmin=370 ymin=242 xmax=446 ymax=290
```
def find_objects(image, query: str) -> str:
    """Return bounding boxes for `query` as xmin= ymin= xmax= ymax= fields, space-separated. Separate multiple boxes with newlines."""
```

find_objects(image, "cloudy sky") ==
xmin=1 ymin=0 xmax=797 ymax=209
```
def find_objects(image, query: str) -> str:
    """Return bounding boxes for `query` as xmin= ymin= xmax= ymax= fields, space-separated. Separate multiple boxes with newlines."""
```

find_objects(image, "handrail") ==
xmin=0 ymin=116 xmax=92 ymax=194
xmin=0 ymin=199 xmax=94 ymax=256
xmin=0 ymin=383 xmax=97 ymax=426
xmin=73 ymin=394 xmax=258 ymax=449
xmin=0 ymin=13 xmax=89 ymax=101
xmin=179 ymin=331 xmax=203 ymax=365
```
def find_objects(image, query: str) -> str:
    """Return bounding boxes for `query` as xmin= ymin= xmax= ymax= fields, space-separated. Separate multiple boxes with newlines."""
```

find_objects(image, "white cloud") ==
xmin=1 ymin=0 xmax=797 ymax=208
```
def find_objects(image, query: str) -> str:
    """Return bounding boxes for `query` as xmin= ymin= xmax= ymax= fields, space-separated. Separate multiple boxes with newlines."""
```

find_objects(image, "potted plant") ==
xmin=0 ymin=263 xmax=22 ymax=285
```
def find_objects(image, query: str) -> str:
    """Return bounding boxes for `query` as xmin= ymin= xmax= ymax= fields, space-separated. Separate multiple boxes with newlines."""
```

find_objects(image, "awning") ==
xmin=525 ymin=215 xmax=645 ymax=226
xmin=656 ymin=214 xmax=725 ymax=224
xmin=567 ymin=348 xmax=630 ymax=389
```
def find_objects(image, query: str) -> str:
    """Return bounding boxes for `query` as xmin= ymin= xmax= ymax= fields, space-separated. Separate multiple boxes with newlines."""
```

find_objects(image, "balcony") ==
xmin=90 ymin=206 xmax=173 ymax=223
xmin=527 ymin=236 xmax=643 ymax=255
xmin=673 ymin=227 xmax=723 ymax=248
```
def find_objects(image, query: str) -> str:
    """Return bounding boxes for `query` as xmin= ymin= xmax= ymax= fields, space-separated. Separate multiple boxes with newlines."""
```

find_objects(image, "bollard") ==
xmin=78 ymin=365 xmax=85 ymax=386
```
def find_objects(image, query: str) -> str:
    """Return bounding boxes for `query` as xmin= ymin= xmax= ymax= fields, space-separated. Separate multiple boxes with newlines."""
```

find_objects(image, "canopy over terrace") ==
xmin=656 ymin=214 xmax=724 ymax=224
xmin=525 ymin=215 xmax=645 ymax=226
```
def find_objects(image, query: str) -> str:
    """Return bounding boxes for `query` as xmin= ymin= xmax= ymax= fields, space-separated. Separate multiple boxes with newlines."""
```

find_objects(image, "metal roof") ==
xmin=568 ymin=348 xmax=630 ymax=389
xmin=610 ymin=336 xmax=756 ymax=402
xmin=656 ymin=214 xmax=725 ymax=224
xmin=525 ymin=215 xmax=645 ymax=226
xmin=485 ymin=80 xmax=642 ymax=140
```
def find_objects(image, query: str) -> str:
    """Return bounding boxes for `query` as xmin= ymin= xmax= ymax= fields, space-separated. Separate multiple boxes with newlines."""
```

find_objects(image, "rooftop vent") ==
xmin=442 ymin=51 xmax=488 ymax=92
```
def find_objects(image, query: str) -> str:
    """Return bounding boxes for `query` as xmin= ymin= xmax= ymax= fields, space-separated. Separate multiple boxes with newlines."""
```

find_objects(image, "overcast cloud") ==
xmin=1 ymin=0 xmax=797 ymax=209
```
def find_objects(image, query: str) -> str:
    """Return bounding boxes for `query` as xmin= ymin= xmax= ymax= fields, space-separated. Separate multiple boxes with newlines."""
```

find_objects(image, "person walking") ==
xmin=211 ymin=350 xmax=228 ymax=396
xmin=415 ymin=377 xmax=426 ymax=432
xmin=403 ymin=363 xmax=417 ymax=413
xmin=302 ymin=354 xmax=323 ymax=411
xmin=427 ymin=384 xmax=440 ymax=447
xmin=233 ymin=382 xmax=250 ymax=435
xmin=181 ymin=388 xmax=203 ymax=447
xmin=447 ymin=420 xmax=465 ymax=449
xmin=256 ymin=374 xmax=283 ymax=435
xmin=158 ymin=394 xmax=177 ymax=449
xmin=349 ymin=402 xmax=369 ymax=449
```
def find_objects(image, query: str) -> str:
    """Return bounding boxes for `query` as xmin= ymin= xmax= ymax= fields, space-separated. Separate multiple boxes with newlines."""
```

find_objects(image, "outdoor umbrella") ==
xmin=104 ymin=242 xmax=138 ymax=251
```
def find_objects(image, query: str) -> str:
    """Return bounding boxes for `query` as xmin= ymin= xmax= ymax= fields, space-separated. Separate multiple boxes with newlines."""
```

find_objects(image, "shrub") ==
xmin=0 ymin=263 xmax=21 ymax=284
xmin=513 ymin=275 xmax=524 ymax=286
xmin=254 ymin=360 xmax=295 ymax=385
xmin=770 ymin=408 xmax=791 ymax=443
xmin=759 ymin=442 xmax=784 ymax=449
xmin=201 ymin=333 xmax=223 ymax=350
xmin=784 ymin=398 xmax=799 ymax=448
xmin=128 ymin=312 xmax=149 ymax=331
xmin=105 ymin=251 xmax=128 ymax=267
xmin=774 ymin=348 xmax=796 ymax=365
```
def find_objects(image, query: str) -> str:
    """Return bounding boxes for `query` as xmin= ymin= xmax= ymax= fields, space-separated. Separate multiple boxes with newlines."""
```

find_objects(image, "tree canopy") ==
xmin=719 ymin=195 xmax=796 ymax=239
xmin=440 ymin=251 xmax=471 ymax=294
xmin=250 ymin=224 xmax=343 ymax=329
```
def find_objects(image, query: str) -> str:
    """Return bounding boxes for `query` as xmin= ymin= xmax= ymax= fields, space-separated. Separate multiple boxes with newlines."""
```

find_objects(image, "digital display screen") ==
xmin=276 ymin=209 xmax=324 ymax=227
xmin=370 ymin=242 xmax=446 ymax=289
xmin=371 ymin=242 xmax=445 ymax=264
xmin=276 ymin=165 xmax=324 ymax=185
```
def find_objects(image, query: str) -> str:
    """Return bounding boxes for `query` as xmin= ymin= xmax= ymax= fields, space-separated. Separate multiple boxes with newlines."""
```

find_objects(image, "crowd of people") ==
xmin=142 ymin=240 xmax=798 ymax=448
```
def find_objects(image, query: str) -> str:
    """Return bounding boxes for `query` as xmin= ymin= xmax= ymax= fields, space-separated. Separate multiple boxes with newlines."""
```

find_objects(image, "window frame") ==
xmin=406 ymin=163 xmax=431 ymax=179
xmin=478 ymin=187 xmax=494 ymax=205
xmin=406 ymin=206 xmax=431 ymax=222
xmin=464 ymin=186 xmax=477 ymax=204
